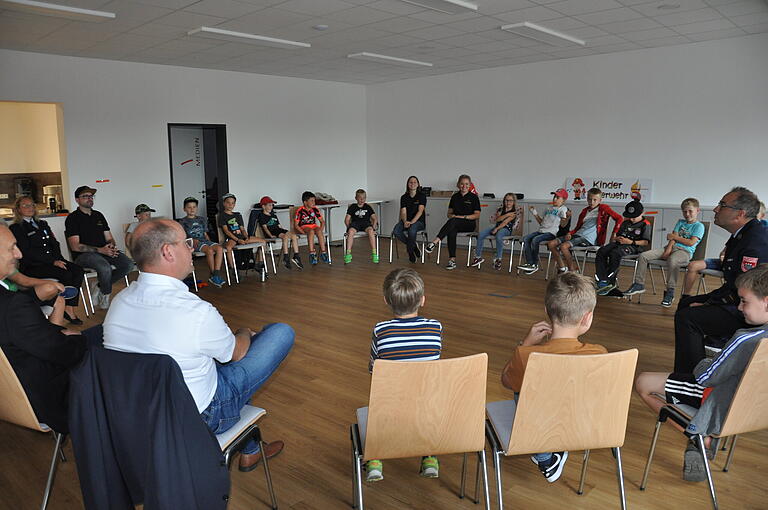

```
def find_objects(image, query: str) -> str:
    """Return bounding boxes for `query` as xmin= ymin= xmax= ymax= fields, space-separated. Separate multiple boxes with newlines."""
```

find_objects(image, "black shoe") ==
xmin=425 ymin=242 xmax=435 ymax=254
xmin=283 ymin=254 xmax=291 ymax=270
xmin=413 ymin=245 xmax=421 ymax=259
xmin=538 ymin=451 xmax=568 ymax=483
xmin=64 ymin=312 xmax=83 ymax=325
xmin=408 ymin=252 xmax=417 ymax=263
xmin=292 ymin=254 xmax=304 ymax=270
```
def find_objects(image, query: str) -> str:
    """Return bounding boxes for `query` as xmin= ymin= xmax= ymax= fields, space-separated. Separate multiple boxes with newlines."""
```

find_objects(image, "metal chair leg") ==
xmin=473 ymin=450 xmax=481 ymax=504
xmin=613 ymin=447 xmax=627 ymax=510
xmin=466 ymin=237 xmax=473 ymax=267
xmin=268 ymin=243 xmax=277 ymax=274
xmin=388 ymin=235 xmax=393 ymax=263
xmin=577 ymin=449 xmax=590 ymax=495
xmin=696 ymin=434 xmax=718 ymax=509
xmin=508 ymin=240 xmax=515 ymax=273
xmin=459 ymin=452 xmax=468 ymax=499
xmin=436 ymin=240 xmax=442 ymax=264
xmin=351 ymin=445 xmax=358 ymax=508
xmin=192 ymin=265 xmax=199 ymax=292
xmin=545 ymin=251 xmax=552 ymax=280
xmin=723 ymin=434 xmax=738 ymax=472
xmin=640 ymin=419 xmax=663 ymax=490
xmin=258 ymin=439 xmax=278 ymax=510
xmin=478 ymin=449 xmax=491 ymax=510
xmin=41 ymin=432 xmax=64 ymax=510
xmin=222 ymin=249 xmax=231 ymax=286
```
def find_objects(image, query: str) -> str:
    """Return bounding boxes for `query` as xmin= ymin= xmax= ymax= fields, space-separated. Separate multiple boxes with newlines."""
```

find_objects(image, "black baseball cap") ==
xmin=183 ymin=196 xmax=198 ymax=206
xmin=221 ymin=193 xmax=236 ymax=201
xmin=623 ymin=200 xmax=644 ymax=218
xmin=134 ymin=204 xmax=156 ymax=215
xmin=74 ymin=185 xmax=97 ymax=198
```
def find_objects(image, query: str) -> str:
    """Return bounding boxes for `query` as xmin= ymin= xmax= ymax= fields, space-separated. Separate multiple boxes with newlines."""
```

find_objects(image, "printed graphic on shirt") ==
xmin=296 ymin=206 xmax=322 ymax=226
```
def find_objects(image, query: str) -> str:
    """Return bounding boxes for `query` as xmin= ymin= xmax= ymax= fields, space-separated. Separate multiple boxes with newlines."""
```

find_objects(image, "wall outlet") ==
xmin=0 ymin=193 xmax=9 ymax=199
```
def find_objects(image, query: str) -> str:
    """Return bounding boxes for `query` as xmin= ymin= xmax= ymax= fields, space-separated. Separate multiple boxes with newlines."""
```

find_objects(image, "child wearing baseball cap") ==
xmin=257 ymin=196 xmax=302 ymax=270
xmin=517 ymin=188 xmax=570 ymax=275
xmin=595 ymin=199 xmax=651 ymax=295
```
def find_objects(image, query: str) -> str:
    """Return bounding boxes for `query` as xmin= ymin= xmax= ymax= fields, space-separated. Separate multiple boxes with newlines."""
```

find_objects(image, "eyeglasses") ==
xmin=168 ymin=238 xmax=194 ymax=250
xmin=717 ymin=201 xmax=742 ymax=211
xmin=19 ymin=203 xmax=36 ymax=209
xmin=78 ymin=194 xmax=94 ymax=199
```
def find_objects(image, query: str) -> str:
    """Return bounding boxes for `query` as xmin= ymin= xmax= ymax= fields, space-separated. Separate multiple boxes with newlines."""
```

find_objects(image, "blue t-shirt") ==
xmin=178 ymin=216 xmax=209 ymax=241
xmin=674 ymin=219 xmax=705 ymax=257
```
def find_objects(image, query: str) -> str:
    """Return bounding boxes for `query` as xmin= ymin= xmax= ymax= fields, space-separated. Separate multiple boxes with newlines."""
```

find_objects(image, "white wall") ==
xmin=0 ymin=50 xmax=367 ymax=247
xmin=366 ymin=33 xmax=768 ymax=206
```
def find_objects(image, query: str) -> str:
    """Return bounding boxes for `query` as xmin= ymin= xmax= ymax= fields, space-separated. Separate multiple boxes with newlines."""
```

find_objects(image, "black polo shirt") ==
xmin=65 ymin=208 xmax=110 ymax=256
xmin=400 ymin=192 xmax=427 ymax=223
xmin=448 ymin=192 xmax=481 ymax=217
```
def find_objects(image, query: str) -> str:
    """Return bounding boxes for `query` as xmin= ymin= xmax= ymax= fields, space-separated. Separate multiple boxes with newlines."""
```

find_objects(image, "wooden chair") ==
xmin=486 ymin=349 xmax=638 ymax=510
xmin=350 ymin=354 xmax=491 ymax=510
xmin=640 ymin=338 xmax=768 ymax=510
xmin=0 ymin=348 xmax=66 ymax=510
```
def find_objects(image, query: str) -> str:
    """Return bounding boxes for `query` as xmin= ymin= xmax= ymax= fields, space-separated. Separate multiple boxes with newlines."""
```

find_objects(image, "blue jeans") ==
xmin=74 ymin=251 xmax=134 ymax=294
xmin=392 ymin=219 xmax=426 ymax=252
xmin=474 ymin=226 xmax=512 ymax=259
xmin=200 ymin=323 xmax=295 ymax=454
xmin=522 ymin=232 xmax=555 ymax=265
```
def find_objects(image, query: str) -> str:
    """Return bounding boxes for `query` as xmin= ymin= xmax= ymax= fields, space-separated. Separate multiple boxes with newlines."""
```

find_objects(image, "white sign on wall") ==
xmin=565 ymin=177 xmax=653 ymax=203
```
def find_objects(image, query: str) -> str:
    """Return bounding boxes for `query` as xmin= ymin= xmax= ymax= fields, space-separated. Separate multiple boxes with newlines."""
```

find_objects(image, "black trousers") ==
xmin=24 ymin=261 xmax=85 ymax=307
xmin=435 ymin=218 xmax=476 ymax=258
xmin=673 ymin=295 xmax=746 ymax=373
xmin=594 ymin=243 xmax=640 ymax=282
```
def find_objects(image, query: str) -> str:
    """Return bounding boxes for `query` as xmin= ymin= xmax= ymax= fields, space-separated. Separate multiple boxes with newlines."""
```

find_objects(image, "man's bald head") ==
xmin=132 ymin=219 xmax=185 ymax=271
xmin=0 ymin=222 xmax=22 ymax=281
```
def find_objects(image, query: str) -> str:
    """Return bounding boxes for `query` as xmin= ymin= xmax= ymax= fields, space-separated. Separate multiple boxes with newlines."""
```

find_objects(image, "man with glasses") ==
xmin=65 ymin=186 xmax=133 ymax=310
xmin=674 ymin=187 xmax=768 ymax=373
xmin=103 ymin=219 xmax=294 ymax=472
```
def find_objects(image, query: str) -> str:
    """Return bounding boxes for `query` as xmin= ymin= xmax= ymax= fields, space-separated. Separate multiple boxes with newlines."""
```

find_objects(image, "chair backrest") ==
xmin=0 ymin=348 xmax=47 ymax=432
xmin=505 ymin=349 xmax=638 ymax=455
xmin=690 ymin=221 xmax=710 ymax=261
xmin=512 ymin=206 xmax=524 ymax=237
xmin=363 ymin=353 xmax=488 ymax=461
xmin=718 ymin=338 xmax=768 ymax=437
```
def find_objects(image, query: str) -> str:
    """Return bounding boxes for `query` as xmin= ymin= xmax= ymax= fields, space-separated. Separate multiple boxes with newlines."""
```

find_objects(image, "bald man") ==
xmin=0 ymin=223 xmax=87 ymax=434
xmin=103 ymin=219 xmax=294 ymax=471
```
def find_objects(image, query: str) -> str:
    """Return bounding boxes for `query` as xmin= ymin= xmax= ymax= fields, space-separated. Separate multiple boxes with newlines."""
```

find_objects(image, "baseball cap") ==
xmin=623 ymin=200 xmax=644 ymax=218
xmin=259 ymin=196 xmax=277 ymax=206
xmin=183 ymin=196 xmax=198 ymax=206
xmin=135 ymin=203 xmax=156 ymax=215
xmin=221 ymin=193 xmax=236 ymax=201
xmin=74 ymin=185 xmax=97 ymax=198
xmin=551 ymin=188 xmax=568 ymax=200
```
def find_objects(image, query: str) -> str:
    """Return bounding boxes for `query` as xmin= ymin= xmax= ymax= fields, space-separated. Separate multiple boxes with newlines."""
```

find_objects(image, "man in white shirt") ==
xmin=103 ymin=219 xmax=294 ymax=471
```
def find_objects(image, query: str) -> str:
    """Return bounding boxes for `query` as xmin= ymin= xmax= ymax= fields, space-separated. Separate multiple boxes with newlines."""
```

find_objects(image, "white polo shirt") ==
xmin=103 ymin=272 xmax=236 ymax=412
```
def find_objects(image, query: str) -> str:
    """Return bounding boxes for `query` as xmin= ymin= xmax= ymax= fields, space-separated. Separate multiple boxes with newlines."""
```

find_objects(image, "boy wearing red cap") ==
xmin=257 ymin=197 xmax=302 ymax=270
xmin=517 ymin=188 xmax=571 ymax=275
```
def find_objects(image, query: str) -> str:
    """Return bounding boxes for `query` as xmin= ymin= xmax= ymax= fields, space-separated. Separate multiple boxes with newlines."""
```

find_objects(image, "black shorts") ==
xmin=348 ymin=222 xmax=373 ymax=233
xmin=268 ymin=227 xmax=288 ymax=236
xmin=665 ymin=372 xmax=705 ymax=408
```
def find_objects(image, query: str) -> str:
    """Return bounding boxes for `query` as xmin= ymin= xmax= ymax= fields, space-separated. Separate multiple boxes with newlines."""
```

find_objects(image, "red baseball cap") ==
xmin=551 ymin=188 xmax=568 ymax=200
xmin=259 ymin=196 xmax=277 ymax=206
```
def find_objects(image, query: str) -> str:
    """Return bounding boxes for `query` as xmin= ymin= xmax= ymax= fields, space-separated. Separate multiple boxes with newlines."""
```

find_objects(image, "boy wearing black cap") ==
xmin=125 ymin=203 xmax=155 ymax=251
xmin=595 ymin=200 xmax=651 ymax=295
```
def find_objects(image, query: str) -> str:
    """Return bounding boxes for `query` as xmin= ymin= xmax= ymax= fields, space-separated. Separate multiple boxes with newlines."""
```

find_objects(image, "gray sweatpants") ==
xmin=634 ymin=246 xmax=691 ymax=291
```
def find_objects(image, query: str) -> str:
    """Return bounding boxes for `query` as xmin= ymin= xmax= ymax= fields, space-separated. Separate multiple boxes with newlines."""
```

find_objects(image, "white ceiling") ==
xmin=1 ymin=0 xmax=766 ymax=84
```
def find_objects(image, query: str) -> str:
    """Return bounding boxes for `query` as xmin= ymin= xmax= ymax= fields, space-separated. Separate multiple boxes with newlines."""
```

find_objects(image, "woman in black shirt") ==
xmin=10 ymin=196 xmax=85 ymax=324
xmin=393 ymin=176 xmax=427 ymax=263
xmin=425 ymin=174 xmax=481 ymax=270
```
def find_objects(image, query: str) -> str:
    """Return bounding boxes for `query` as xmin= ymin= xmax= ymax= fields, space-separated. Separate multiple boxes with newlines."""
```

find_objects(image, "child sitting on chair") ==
xmin=517 ymin=188 xmax=570 ymax=275
xmin=257 ymin=196 xmax=302 ymax=270
xmin=344 ymin=189 xmax=379 ymax=264
xmin=367 ymin=268 xmax=443 ymax=482
xmin=471 ymin=192 xmax=519 ymax=271
xmin=594 ymin=200 xmax=651 ymax=295
xmin=501 ymin=273 xmax=607 ymax=483
xmin=218 ymin=193 xmax=266 ymax=277
xmin=179 ymin=197 xmax=226 ymax=287
xmin=294 ymin=191 xmax=330 ymax=266
xmin=634 ymin=264 xmax=768 ymax=482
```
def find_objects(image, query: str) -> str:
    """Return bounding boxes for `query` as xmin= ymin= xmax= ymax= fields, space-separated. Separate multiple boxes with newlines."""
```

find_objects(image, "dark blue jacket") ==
xmin=68 ymin=347 xmax=230 ymax=510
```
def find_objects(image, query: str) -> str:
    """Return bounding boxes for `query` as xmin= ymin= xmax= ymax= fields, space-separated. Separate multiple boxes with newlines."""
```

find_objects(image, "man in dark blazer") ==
xmin=0 ymin=222 xmax=86 ymax=433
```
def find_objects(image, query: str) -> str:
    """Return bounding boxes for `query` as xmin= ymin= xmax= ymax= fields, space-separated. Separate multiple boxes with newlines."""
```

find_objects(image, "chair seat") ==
xmin=356 ymin=406 xmax=368 ymax=451
xmin=216 ymin=405 xmax=266 ymax=451
xmin=234 ymin=243 xmax=264 ymax=251
xmin=485 ymin=400 xmax=517 ymax=454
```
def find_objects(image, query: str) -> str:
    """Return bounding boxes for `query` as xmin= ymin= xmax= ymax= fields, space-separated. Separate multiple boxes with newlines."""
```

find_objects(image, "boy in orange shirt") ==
xmin=501 ymin=272 xmax=606 ymax=483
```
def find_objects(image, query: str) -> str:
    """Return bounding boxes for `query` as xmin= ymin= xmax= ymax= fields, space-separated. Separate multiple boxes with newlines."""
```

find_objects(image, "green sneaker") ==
xmin=366 ymin=460 xmax=383 ymax=482
xmin=372 ymin=252 xmax=379 ymax=264
xmin=344 ymin=252 xmax=352 ymax=264
xmin=420 ymin=456 xmax=439 ymax=478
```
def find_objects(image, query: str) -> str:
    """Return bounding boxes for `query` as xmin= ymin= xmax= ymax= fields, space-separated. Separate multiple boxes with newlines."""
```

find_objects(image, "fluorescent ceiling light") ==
xmin=398 ymin=0 xmax=477 ymax=14
xmin=500 ymin=22 xmax=586 ymax=47
xmin=348 ymin=52 xmax=433 ymax=68
xmin=187 ymin=27 xmax=310 ymax=49
xmin=0 ymin=0 xmax=115 ymax=21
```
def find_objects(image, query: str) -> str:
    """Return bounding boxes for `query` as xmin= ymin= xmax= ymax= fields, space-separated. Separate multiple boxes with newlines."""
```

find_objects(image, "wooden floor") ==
xmin=2 ymin=244 xmax=767 ymax=510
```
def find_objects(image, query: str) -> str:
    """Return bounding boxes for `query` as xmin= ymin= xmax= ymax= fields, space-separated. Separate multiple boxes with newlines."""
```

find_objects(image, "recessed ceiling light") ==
xmin=313 ymin=24 xmax=329 ymax=31
xmin=500 ymin=22 xmax=586 ymax=47
xmin=0 ymin=0 xmax=115 ymax=22
xmin=397 ymin=0 xmax=478 ymax=15
xmin=187 ymin=27 xmax=311 ymax=49
xmin=657 ymin=3 xmax=681 ymax=9
xmin=348 ymin=52 xmax=433 ymax=67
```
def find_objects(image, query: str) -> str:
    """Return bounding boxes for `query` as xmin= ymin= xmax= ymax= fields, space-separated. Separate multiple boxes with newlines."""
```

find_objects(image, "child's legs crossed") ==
xmin=666 ymin=248 xmax=692 ymax=291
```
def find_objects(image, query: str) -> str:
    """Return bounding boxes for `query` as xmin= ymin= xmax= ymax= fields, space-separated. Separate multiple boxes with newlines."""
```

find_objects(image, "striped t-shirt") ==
xmin=369 ymin=317 xmax=442 ymax=372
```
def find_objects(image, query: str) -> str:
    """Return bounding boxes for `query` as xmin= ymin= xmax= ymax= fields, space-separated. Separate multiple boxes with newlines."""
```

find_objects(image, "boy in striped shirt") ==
xmin=366 ymin=268 xmax=442 ymax=482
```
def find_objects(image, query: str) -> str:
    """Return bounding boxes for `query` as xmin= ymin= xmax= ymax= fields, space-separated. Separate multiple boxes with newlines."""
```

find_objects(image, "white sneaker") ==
xmin=89 ymin=285 xmax=101 ymax=309
xmin=98 ymin=292 xmax=110 ymax=310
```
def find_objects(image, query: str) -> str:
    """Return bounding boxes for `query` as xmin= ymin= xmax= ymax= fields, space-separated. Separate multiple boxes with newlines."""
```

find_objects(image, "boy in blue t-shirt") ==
xmin=624 ymin=198 xmax=704 ymax=307
xmin=366 ymin=268 xmax=442 ymax=483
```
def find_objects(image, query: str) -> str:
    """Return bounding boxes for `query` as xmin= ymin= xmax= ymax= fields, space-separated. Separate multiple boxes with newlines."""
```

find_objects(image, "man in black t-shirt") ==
xmin=65 ymin=186 xmax=133 ymax=310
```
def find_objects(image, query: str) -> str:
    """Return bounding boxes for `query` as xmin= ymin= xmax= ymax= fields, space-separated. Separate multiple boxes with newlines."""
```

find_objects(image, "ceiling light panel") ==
xmin=348 ymin=52 xmax=433 ymax=67
xmin=0 ymin=0 xmax=115 ymax=22
xmin=398 ymin=0 xmax=478 ymax=15
xmin=500 ymin=22 xmax=586 ymax=47
xmin=187 ymin=27 xmax=310 ymax=49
